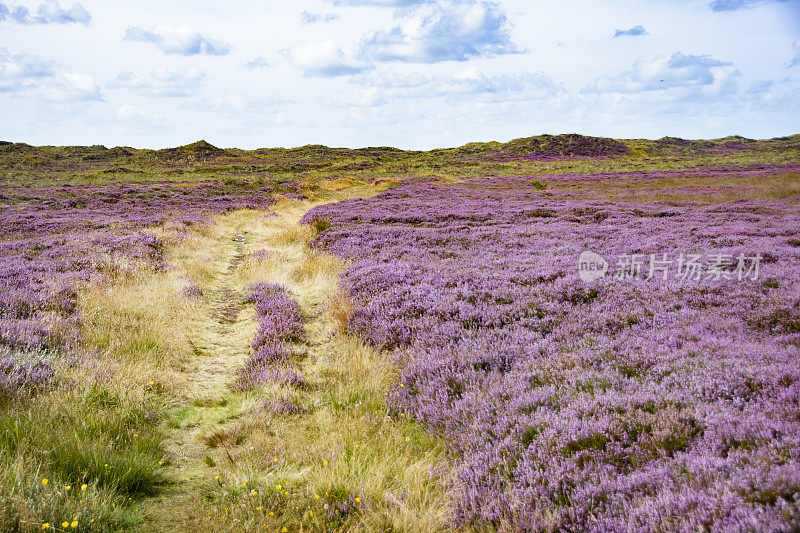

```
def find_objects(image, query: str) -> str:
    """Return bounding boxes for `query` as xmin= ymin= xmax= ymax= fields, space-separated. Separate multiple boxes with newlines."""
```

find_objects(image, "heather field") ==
xmin=1 ymin=135 xmax=800 ymax=531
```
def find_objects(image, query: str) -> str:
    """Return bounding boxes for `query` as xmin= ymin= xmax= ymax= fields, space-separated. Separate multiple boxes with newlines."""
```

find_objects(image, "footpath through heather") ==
xmin=137 ymin=187 xmax=449 ymax=531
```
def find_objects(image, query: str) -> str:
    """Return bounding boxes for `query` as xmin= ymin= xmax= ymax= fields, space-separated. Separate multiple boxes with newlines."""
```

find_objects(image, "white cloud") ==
xmin=3 ymin=0 xmax=800 ymax=148
xmin=324 ymin=68 xmax=562 ymax=109
xmin=0 ymin=49 xmax=52 ymax=89
xmin=116 ymin=103 xmax=145 ymax=120
xmin=0 ymin=0 xmax=90 ymax=25
xmin=124 ymin=24 xmax=231 ymax=56
xmin=0 ymin=48 xmax=100 ymax=100
xmin=301 ymin=11 xmax=339 ymax=24
xmin=613 ymin=25 xmax=648 ymax=38
xmin=708 ymin=0 xmax=792 ymax=11
xmin=243 ymin=56 xmax=270 ymax=70
xmin=332 ymin=0 xmax=425 ymax=5
xmin=585 ymin=52 xmax=738 ymax=94
xmin=110 ymin=67 xmax=205 ymax=97
xmin=359 ymin=1 xmax=521 ymax=63
xmin=327 ymin=86 xmax=386 ymax=107
xmin=354 ymin=68 xmax=562 ymax=101
xmin=115 ymin=104 xmax=166 ymax=129
xmin=205 ymin=94 xmax=247 ymax=113
xmin=283 ymin=41 xmax=371 ymax=77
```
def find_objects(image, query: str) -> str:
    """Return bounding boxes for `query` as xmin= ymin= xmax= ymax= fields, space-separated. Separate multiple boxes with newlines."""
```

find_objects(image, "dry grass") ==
xmin=181 ymin=196 xmax=453 ymax=532
xmin=5 ymin=183 xmax=451 ymax=531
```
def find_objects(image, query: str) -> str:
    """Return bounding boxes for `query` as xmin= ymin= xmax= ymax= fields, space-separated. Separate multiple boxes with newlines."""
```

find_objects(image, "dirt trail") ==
xmin=137 ymin=201 xmax=338 ymax=530
xmin=136 ymin=187 xmax=447 ymax=531
xmin=138 ymin=225 xmax=255 ymax=531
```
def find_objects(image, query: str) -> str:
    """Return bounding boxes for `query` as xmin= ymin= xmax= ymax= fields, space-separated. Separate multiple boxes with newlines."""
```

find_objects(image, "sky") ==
xmin=1 ymin=0 xmax=799 ymax=149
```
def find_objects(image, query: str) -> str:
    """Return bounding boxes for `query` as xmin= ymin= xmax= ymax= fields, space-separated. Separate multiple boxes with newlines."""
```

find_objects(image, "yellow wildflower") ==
xmin=41 ymin=478 xmax=48 ymax=486
xmin=81 ymin=484 xmax=87 ymax=491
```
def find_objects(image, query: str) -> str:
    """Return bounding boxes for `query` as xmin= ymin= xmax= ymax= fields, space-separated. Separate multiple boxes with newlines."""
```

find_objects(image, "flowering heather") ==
xmin=181 ymin=284 xmax=204 ymax=300
xmin=246 ymin=283 xmax=306 ymax=345
xmin=303 ymin=175 xmax=800 ymax=530
xmin=0 ymin=350 xmax=54 ymax=400
xmin=258 ymin=368 xmax=309 ymax=390
xmin=262 ymin=394 xmax=308 ymax=415
xmin=234 ymin=283 xmax=306 ymax=391
xmin=0 ymin=180 xmax=277 ymax=369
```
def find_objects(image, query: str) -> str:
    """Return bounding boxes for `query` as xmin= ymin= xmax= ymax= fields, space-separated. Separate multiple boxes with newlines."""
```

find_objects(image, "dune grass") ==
xmin=0 ymin=181 xmax=452 ymax=531
xmin=0 ymin=217 xmax=238 ymax=530
xmin=186 ymin=199 xmax=452 ymax=531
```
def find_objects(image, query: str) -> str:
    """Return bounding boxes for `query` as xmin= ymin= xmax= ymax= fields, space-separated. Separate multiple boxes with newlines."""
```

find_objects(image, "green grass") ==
xmin=0 ymin=457 xmax=140 ymax=532
xmin=0 ymin=384 xmax=167 ymax=531
xmin=0 ymin=392 xmax=165 ymax=493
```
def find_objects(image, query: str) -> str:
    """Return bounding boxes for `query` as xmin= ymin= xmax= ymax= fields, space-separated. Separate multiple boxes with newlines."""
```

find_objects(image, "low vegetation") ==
xmin=1 ymin=135 xmax=798 ymax=531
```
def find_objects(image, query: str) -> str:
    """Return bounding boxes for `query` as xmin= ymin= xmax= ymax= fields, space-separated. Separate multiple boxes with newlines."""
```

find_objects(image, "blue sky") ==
xmin=1 ymin=0 xmax=799 ymax=148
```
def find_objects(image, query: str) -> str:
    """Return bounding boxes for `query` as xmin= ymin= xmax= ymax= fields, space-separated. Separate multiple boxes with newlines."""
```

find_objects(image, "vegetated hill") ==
xmin=649 ymin=136 xmax=753 ymax=154
xmin=153 ymin=140 xmax=228 ymax=161
xmin=642 ymin=134 xmax=800 ymax=156
xmin=499 ymin=134 xmax=631 ymax=158
xmin=1 ymin=134 xmax=798 ymax=174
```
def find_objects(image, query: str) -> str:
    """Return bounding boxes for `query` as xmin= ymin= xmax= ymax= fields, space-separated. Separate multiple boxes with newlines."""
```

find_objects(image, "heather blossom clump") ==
xmin=262 ymin=394 xmax=307 ymax=415
xmin=0 ymin=180 xmax=277 ymax=384
xmin=303 ymin=171 xmax=800 ymax=530
xmin=181 ymin=284 xmax=204 ymax=300
xmin=234 ymin=282 xmax=306 ymax=392
xmin=0 ymin=350 xmax=55 ymax=399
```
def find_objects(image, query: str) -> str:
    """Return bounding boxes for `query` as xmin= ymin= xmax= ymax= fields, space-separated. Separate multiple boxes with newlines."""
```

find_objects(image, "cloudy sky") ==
xmin=1 ymin=0 xmax=799 ymax=149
